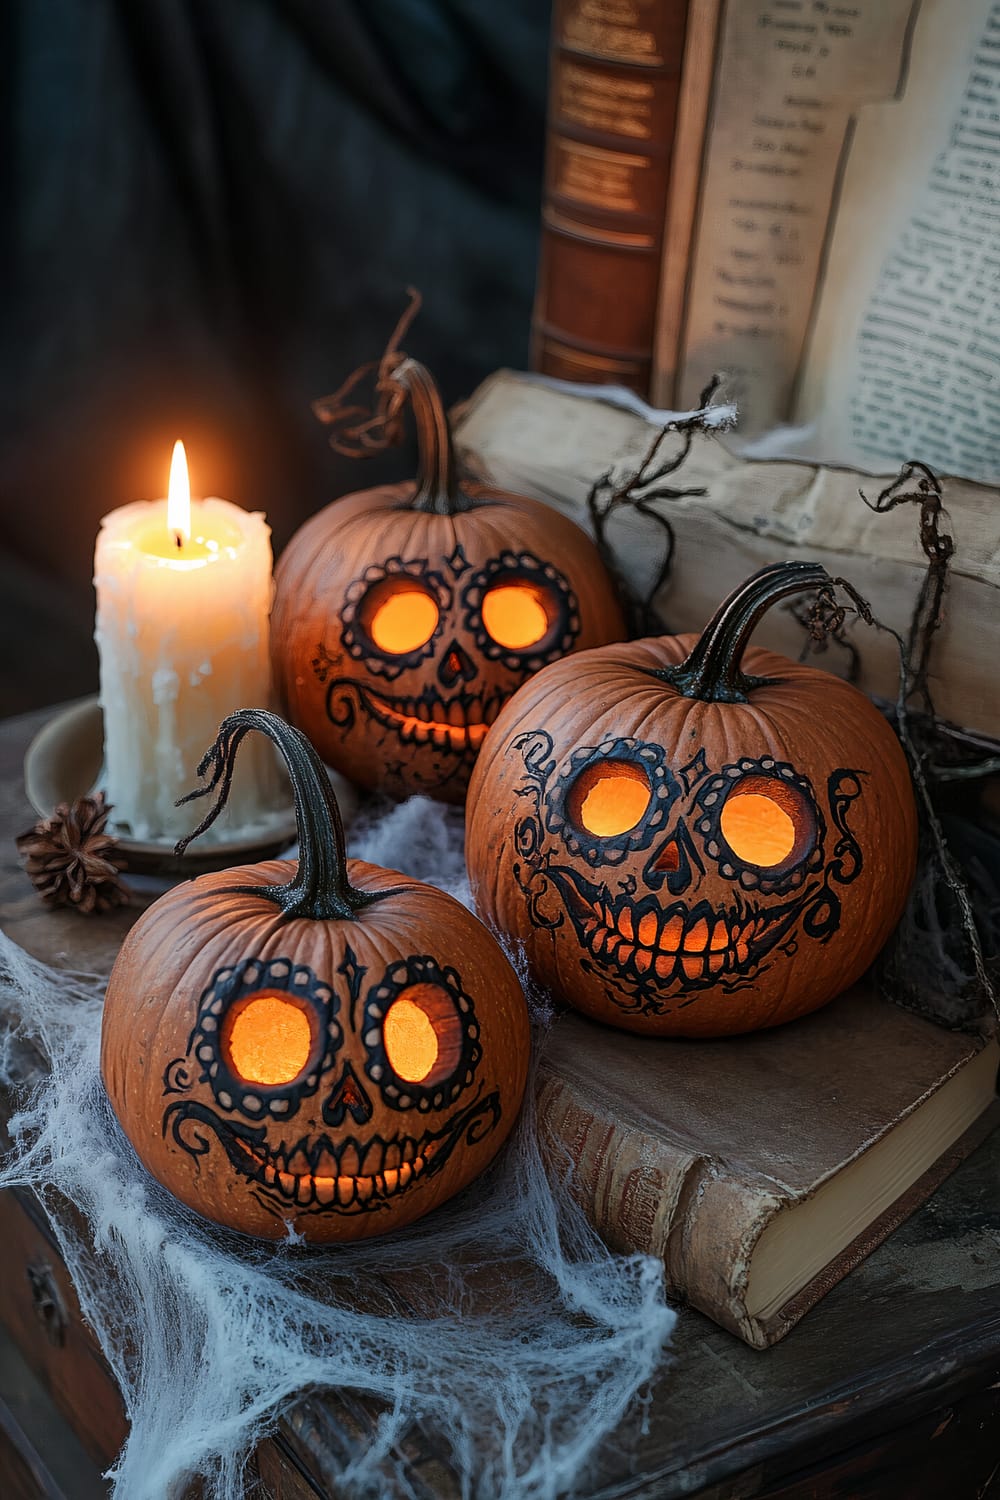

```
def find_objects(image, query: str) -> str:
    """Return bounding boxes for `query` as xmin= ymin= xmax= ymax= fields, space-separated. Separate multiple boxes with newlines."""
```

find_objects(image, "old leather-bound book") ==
xmin=531 ymin=0 xmax=692 ymax=393
xmin=537 ymin=987 xmax=999 ymax=1347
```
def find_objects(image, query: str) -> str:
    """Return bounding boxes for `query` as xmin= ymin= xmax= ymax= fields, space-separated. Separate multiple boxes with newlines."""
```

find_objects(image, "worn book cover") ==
xmin=537 ymin=986 xmax=999 ymax=1347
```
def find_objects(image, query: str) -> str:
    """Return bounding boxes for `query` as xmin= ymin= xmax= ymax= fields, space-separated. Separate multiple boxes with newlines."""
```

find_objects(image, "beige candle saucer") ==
xmin=23 ymin=698 xmax=302 ymax=876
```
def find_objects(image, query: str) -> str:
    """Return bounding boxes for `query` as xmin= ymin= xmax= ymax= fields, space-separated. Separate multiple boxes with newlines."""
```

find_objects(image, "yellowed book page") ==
xmin=793 ymin=0 xmax=1000 ymax=481
xmin=668 ymin=0 xmax=917 ymax=432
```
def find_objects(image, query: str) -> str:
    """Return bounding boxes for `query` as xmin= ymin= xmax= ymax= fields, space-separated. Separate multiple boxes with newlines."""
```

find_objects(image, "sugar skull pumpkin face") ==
xmin=467 ymin=564 xmax=918 ymax=1037
xmin=158 ymin=943 xmax=507 ymax=1230
xmin=101 ymin=712 xmax=530 ymax=1241
xmin=272 ymin=357 xmax=624 ymax=804
xmin=294 ymin=523 xmax=600 ymax=801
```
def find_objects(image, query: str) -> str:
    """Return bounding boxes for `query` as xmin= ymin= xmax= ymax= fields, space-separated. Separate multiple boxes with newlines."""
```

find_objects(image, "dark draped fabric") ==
xmin=1 ymin=1 xmax=549 ymax=710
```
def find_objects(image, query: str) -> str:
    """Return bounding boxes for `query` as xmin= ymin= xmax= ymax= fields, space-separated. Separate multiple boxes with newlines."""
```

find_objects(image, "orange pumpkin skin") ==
xmin=466 ymin=563 xmax=918 ymax=1039
xmin=101 ymin=714 xmax=530 ymax=1242
xmin=271 ymin=361 xmax=624 ymax=805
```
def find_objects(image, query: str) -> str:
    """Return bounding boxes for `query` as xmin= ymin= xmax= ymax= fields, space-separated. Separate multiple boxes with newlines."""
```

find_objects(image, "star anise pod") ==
xmin=17 ymin=792 xmax=128 ymax=915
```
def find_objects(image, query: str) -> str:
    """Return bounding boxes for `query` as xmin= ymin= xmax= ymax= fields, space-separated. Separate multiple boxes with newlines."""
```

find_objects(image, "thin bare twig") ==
xmin=586 ymin=376 xmax=731 ymax=635
xmin=312 ymin=289 xmax=423 ymax=457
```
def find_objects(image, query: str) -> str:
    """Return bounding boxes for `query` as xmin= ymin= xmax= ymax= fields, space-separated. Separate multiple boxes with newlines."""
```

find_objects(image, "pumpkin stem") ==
xmin=392 ymin=355 xmax=468 ymax=515
xmin=659 ymin=560 xmax=834 ymax=703
xmin=175 ymin=709 xmax=389 ymax=921
xmin=311 ymin=290 xmax=469 ymax=517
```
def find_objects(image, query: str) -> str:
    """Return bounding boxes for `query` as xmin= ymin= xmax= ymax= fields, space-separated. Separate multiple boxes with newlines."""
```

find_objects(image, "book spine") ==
xmin=535 ymin=1066 xmax=779 ymax=1346
xmin=530 ymin=0 xmax=691 ymax=395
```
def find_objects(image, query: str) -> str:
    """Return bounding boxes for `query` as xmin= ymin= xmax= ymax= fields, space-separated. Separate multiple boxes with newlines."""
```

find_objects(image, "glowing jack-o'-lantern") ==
xmin=466 ymin=562 xmax=918 ymax=1038
xmin=271 ymin=357 xmax=625 ymax=804
xmin=100 ymin=710 xmax=530 ymax=1241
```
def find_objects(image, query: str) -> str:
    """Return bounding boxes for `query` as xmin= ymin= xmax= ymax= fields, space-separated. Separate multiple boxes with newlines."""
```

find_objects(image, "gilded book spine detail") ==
xmin=531 ymin=0 xmax=690 ymax=394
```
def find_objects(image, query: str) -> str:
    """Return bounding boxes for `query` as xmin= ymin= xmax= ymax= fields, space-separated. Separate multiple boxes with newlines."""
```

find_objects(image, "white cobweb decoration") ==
xmin=0 ymin=794 xmax=674 ymax=1500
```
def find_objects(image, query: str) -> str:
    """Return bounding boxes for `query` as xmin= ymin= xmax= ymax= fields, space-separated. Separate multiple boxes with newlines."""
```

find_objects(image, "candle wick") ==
xmin=174 ymin=532 xmax=183 ymax=550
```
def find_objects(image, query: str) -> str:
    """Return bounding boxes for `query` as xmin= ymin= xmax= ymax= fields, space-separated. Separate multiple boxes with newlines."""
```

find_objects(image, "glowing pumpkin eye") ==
xmin=568 ymin=760 xmax=653 ymax=838
xmin=720 ymin=779 xmax=810 ymax=868
xmin=363 ymin=580 xmax=439 ymax=654
xmin=481 ymin=583 xmax=550 ymax=650
xmin=383 ymin=983 xmax=463 ymax=1086
xmin=223 ymin=994 xmax=313 ymax=1086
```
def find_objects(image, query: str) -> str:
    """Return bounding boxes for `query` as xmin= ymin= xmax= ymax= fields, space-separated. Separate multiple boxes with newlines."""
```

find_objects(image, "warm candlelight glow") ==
xmin=482 ymin=584 xmax=549 ymax=650
xmin=167 ymin=439 xmax=191 ymax=547
xmin=720 ymin=791 xmax=796 ymax=866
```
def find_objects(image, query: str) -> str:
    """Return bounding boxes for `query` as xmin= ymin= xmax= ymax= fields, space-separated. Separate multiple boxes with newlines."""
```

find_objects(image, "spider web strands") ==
xmin=0 ymin=794 xmax=674 ymax=1500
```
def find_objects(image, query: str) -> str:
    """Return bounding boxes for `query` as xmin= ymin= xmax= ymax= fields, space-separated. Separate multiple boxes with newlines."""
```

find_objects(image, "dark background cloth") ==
xmin=1 ymin=0 xmax=549 ymax=712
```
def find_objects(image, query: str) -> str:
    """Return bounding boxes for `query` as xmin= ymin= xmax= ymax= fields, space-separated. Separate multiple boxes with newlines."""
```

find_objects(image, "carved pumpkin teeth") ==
xmin=683 ymin=918 xmax=709 ymax=953
xmin=710 ymin=922 xmax=728 ymax=951
xmin=618 ymin=909 xmax=634 ymax=941
xmin=398 ymin=1161 xmax=413 ymax=1188
xmin=681 ymin=955 xmax=703 ymax=980
xmin=314 ymin=1176 xmax=336 ymax=1206
xmin=355 ymin=1176 xmax=375 ymax=1203
xmin=634 ymin=949 xmax=653 ymax=976
xmin=637 ymin=911 xmax=658 ymax=947
xmin=736 ymin=940 xmax=750 ymax=964
xmin=337 ymin=1144 xmax=360 ymax=1176
xmin=357 ymin=688 xmax=495 ymax=753
xmin=360 ymin=1143 xmax=383 ymax=1176
xmin=278 ymin=1171 xmax=296 ymax=1198
xmin=654 ymin=955 xmax=673 ymax=980
xmin=337 ymin=1176 xmax=355 ymax=1206
xmin=659 ymin=916 xmax=684 ymax=952
xmin=383 ymin=1167 xmax=400 ymax=1193
xmin=707 ymin=951 xmax=726 ymax=975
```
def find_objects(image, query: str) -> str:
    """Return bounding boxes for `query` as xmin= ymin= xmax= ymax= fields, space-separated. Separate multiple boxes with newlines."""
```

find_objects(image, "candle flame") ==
xmin=167 ymin=440 xmax=191 ymax=547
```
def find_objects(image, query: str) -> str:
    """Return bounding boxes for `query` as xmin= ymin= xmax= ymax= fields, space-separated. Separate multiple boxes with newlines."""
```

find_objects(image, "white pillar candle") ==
xmin=94 ymin=441 xmax=280 ymax=843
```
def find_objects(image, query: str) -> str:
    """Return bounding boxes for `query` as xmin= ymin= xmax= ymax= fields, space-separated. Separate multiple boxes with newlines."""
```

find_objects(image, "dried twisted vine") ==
xmin=585 ymin=377 xmax=733 ymax=636
xmin=312 ymin=288 xmax=424 ymax=458
xmin=793 ymin=460 xmax=997 ymax=1026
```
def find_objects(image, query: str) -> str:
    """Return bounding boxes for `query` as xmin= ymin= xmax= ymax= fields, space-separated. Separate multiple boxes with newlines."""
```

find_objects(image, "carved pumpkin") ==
xmin=271 ymin=357 xmax=624 ymax=804
xmin=466 ymin=562 xmax=918 ymax=1038
xmin=101 ymin=710 xmax=530 ymax=1241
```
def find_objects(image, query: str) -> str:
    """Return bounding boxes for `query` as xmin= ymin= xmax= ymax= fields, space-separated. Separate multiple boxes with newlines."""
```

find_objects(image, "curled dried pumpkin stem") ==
xmin=660 ymin=560 xmax=833 ymax=703
xmin=311 ymin=288 xmax=468 ymax=517
xmin=175 ymin=709 xmax=391 ymax=921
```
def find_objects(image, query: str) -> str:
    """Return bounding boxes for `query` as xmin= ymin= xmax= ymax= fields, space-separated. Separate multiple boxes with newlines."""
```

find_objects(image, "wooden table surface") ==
xmin=1 ymin=705 xmax=999 ymax=1500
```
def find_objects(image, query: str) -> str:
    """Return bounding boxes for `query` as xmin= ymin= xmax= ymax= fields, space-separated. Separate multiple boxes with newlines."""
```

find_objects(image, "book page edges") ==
xmin=746 ymin=1039 xmax=999 ymax=1321
xmin=536 ymin=1034 xmax=996 ymax=1349
xmin=650 ymin=0 xmax=723 ymax=407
